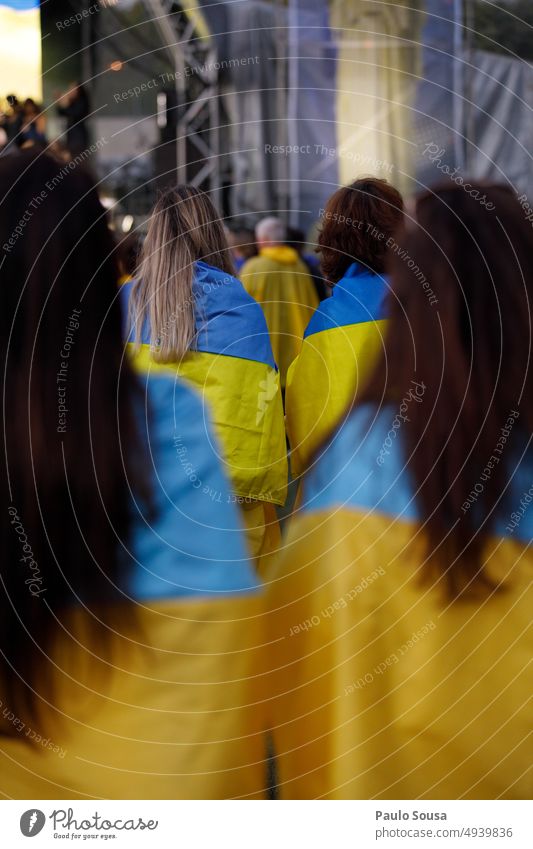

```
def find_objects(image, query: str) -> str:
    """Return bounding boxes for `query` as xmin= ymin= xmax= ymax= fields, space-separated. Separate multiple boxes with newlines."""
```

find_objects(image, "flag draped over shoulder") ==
xmin=240 ymin=246 xmax=319 ymax=388
xmin=285 ymin=262 xmax=388 ymax=477
xmin=0 ymin=374 xmax=266 ymax=799
xmin=121 ymin=261 xmax=288 ymax=509
xmin=265 ymin=405 xmax=533 ymax=799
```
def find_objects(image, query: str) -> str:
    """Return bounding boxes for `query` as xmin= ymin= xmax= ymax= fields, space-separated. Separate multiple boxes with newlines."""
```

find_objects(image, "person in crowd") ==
xmin=0 ymin=151 xmax=266 ymax=799
xmin=286 ymin=226 xmax=329 ymax=302
xmin=19 ymin=98 xmax=47 ymax=148
xmin=0 ymin=94 xmax=23 ymax=148
xmin=226 ymin=226 xmax=257 ymax=272
xmin=285 ymin=177 xmax=404 ymax=477
xmin=240 ymin=216 xmax=319 ymax=390
xmin=123 ymin=186 xmax=287 ymax=562
xmin=56 ymin=82 xmax=90 ymax=154
xmin=266 ymin=183 xmax=532 ymax=799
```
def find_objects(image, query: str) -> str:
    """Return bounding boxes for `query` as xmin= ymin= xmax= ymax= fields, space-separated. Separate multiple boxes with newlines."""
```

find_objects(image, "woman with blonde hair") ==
xmin=123 ymin=185 xmax=287 ymax=561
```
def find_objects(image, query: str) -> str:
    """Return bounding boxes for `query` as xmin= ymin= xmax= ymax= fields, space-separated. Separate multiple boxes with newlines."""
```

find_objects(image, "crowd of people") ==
xmin=0 ymin=147 xmax=530 ymax=800
xmin=0 ymin=84 xmax=90 ymax=157
xmin=0 ymin=94 xmax=47 ymax=149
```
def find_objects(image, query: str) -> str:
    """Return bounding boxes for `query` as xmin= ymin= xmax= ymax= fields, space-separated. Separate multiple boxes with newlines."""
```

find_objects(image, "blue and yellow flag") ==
xmin=0 ymin=373 xmax=267 ymax=799
xmin=240 ymin=247 xmax=319 ymax=388
xmin=121 ymin=261 xmax=288 ymax=558
xmin=285 ymin=262 xmax=388 ymax=477
xmin=265 ymin=405 xmax=532 ymax=799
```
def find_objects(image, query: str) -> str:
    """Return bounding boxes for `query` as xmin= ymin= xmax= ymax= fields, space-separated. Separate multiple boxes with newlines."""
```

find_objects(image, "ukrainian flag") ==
xmin=265 ymin=405 xmax=532 ymax=799
xmin=121 ymin=261 xmax=288 ymax=559
xmin=0 ymin=373 xmax=267 ymax=799
xmin=285 ymin=262 xmax=388 ymax=477
xmin=240 ymin=246 xmax=319 ymax=389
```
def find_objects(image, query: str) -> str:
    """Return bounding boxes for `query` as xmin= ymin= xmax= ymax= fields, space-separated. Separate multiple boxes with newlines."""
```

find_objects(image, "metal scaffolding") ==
xmin=143 ymin=0 xmax=221 ymax=204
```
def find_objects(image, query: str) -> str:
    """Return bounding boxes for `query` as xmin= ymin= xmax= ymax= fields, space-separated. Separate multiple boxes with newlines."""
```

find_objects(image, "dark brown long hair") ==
xmin=0 ymin=151 xmax=142 ymax=732
xmin=318 ymin=177 xmax=404 ymax=282
xmin=362 ymin=183 xmax=533 ymax=595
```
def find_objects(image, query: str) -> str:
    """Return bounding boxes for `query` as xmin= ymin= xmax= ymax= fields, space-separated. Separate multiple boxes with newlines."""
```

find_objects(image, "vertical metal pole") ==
xmin=209 ymin=69 xmax=220 ymax=207
xmin=81 ymin=0 xmax=92 ymax=90
xmin=274 ymin=19 xmax=287 ymax=217
xmin=464 ymin=0 xmax=474 ymax=168
xmin=175 ymin=49 xmax=186 ymax=183
xmin=146 ymin=0 xmax=187 ymax=181
xmin=453 ymin=0 xmax=465 ymax=170
xmin=287 ymin=0 xmax=299 ymax=226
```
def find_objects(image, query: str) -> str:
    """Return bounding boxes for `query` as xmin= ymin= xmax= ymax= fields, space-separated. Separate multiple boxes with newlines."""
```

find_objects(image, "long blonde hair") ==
xmin=131 ymin=185 xmax=235 ymax=363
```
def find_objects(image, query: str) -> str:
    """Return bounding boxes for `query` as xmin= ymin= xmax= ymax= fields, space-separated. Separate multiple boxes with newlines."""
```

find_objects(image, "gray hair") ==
xmin=255 ymin=216 xmax=286 ymax=245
